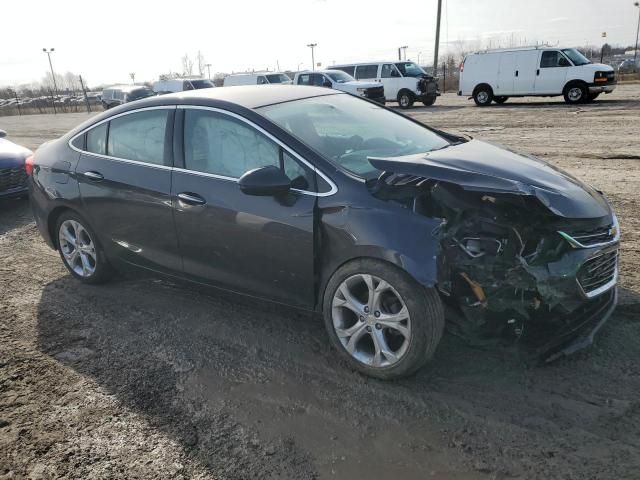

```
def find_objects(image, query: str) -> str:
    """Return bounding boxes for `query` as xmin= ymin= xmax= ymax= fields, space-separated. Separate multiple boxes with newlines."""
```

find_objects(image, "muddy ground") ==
xmin=1 ymin=85 xmax=639 ymax=480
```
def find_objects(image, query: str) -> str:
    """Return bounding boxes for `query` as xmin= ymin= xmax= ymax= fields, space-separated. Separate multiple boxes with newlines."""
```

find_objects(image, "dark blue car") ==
xmin=0 ymin=130 xmax=32 ymax=198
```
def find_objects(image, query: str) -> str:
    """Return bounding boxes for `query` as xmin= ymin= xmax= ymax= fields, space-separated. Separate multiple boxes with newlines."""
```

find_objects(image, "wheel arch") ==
xmin=396 ymin=88 xmax=416 ymax=102
xmin=563 ymin=79 xmax=588 ymax=95
xmin=47 ymin=205 xmax=88 ymax=250
xmin=472 ymin=83 xmax=494 ymax=96
xmin=315 ymin=206 xmax=441 ymax=312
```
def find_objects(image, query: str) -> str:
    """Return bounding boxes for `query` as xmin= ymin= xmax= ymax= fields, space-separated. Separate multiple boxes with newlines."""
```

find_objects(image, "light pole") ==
xmin=402 ymin=46 xmax=408 ymax=61
xmin=634 ymin=2 xmax=640 ymax=67
xmin=129 ymin=72 xmax=136 ymax=84
xmin=42 ymin=48 xmax=60 ymax=107
xmin=417 ymin=51 xmax=423 ymax=65
xmin=307 ymin=43 xmax=317 ymax=71
xmin=205 ymin=63 xmax=212 ymax=79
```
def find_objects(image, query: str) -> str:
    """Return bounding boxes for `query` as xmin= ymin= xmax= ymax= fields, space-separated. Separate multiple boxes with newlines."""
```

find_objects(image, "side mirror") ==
xmin=391 ymin=70 xmax=400 ymax=77
xmin=0 ymin=130 xmax=6 ymax=138
xmin=239 ymin=165 xmax=291 ymax=196
xmin=559 ymin=58 xmax=570 ymax=67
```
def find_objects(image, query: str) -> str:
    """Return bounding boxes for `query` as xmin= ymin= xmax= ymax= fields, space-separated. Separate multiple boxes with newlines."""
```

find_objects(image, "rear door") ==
xmin=534 ymin=50 xmax=570 ymax=94
xmin=74 ymin=107 xmax=181 ymax=273
xmin=171 ymin=107 xmax=322 ymax=308
xmin=513 ymin=50 xmax=539 ymax=94
xmin=496 ymin=52 xmax=518 ymax=95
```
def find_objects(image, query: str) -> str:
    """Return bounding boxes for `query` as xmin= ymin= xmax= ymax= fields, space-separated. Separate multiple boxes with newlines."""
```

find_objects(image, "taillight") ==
xmin=25 ymin=155 xmax=34 ymax=176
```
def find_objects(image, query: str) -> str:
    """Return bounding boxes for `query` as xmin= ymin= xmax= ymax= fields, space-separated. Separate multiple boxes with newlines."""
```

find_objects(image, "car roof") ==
xmin=64 ymin=85 xmax=343 ymax=138
xmin=104 ymin=85 xmax=150 ymax=92
xmin=333 ymin=61 xmax=406 ymax=66
xmin=148 ymin=85 xmax=340 ymax=109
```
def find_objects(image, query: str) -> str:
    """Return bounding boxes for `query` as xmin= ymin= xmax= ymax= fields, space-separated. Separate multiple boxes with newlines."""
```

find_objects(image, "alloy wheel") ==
xmin=331 ymin=274 xmax=411 ymax=368
xmin=568 ymin=87 xmax=583 ymax=102
xmin=477 ymin=91 xmax=489 ymax=104
xmin=58 ymin=219 xmax=97 ymax=278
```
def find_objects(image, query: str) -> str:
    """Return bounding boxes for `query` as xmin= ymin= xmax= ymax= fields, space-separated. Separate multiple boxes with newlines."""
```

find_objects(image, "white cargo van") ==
xmin=459 ymin=46 xmax=616 ymax=106
xmin=293 ymin=70 xmax=385 ymax=104
xmin=332 ymin=61 xmax=439 ymax=108
xmin=153 ymin=78 xmax=215 ymax=94
xmin=223 ymin=72 xmax=292 ymax=87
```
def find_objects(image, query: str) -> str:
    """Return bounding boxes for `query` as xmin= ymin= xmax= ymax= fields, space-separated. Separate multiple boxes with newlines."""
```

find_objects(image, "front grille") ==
xmin=366 ymin=86 xmax=384 ymax=98
xmin=562 ymin=224 xmax=616 ymax=247
xmin=577 ymin=249 xmax=618 ymax=297
xmin=0 ymin=167 xmax=27 ymax=192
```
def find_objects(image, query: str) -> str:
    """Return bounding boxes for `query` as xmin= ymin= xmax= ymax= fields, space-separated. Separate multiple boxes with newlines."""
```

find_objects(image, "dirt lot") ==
xmin=1 ymin=86 xmax=639 ymax=480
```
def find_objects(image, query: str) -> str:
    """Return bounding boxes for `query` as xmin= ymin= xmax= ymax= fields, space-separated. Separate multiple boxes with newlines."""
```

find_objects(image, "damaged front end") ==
xmin=368 ymin=141 xmax=619 ymax=361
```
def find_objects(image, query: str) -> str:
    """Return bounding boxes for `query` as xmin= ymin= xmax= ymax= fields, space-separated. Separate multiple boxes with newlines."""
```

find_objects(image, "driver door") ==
xmin=380 ymin=63 xmax=402 ymax=100
xmin=534 ymin=50 xmax=570 ymax=94
xmin=171 ymin=107 xmax=317 ymax=308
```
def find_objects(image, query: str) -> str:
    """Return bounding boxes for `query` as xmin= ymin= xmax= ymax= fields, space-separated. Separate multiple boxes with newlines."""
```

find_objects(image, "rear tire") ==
xmin=494 ymin=96 xmax=508 ymax=104
xmin=563 ymin=82 xmax=588 ymax=104
xmin=322 ymin=258 xmax=445 ymax=380
xmin=397 ymin=90 xmax=415 ymax=109
xmin=55 ymin=211 xmax=113 ymax=284
xmin=473 ymin=85 xmax=493 ymax=106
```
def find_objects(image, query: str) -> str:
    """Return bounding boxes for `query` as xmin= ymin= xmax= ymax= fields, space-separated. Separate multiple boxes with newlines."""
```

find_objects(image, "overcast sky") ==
xmin=1 ymin=0 xmax=638 ymax=88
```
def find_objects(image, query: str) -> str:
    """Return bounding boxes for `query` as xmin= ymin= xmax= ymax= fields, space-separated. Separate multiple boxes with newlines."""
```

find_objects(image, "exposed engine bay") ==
xmin=369 ymin=167 xmax=619 ymax=360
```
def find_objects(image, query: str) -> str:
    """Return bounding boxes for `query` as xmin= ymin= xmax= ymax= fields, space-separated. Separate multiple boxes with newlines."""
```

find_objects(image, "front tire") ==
xmin=56 ymin=211 xmax=113 ymax=284
xmin=323 ymin=259 xmax=445 ymax=380
xmin=397 ymin=90 xmax=415 ymax=109
xmin=563 ymin=82 xmax=588 ymax=104
xmin=421 ymin=95 xmax=437 ymax=106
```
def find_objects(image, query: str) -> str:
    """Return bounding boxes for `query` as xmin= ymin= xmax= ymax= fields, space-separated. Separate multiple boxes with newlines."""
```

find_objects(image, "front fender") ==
xmin=317 ymin=203 xmax=441 ymax=309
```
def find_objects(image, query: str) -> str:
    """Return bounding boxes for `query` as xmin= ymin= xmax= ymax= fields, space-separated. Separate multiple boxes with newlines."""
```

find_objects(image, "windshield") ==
xmin=326 ymin=71 xmax=355 ymax=83
xmin=127 ymin=88 xmax=154 ymax=101
xmin=190 ymin=79 xmax=215 ymax=89
xmin=266 ymin=74 xmax=292 ymax=84
xmin=394 ymin=62 xmax=426 ymax=77
xmin=561 ymin=48 xmax=591 ymax=66
xmin=259 ymin=93 xmax=449 ymax=177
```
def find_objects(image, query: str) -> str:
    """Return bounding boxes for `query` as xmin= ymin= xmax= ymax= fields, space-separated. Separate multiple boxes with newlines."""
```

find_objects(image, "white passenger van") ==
xmin=152 ymin=78 xmax=215 ymax=94
xmin=293 ymin=70 xmax=385 ymax=104
xmin=459 ymin=46 xmax=616 ymax=106
xmin=223 ymin=72 xmax=292 ymax=87
xmin=332 ymin=61 xmax=439 ymax=108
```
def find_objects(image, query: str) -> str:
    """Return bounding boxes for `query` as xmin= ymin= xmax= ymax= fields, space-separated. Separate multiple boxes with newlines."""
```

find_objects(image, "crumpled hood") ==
xmin=368 ymin=139 xmax=611 ymax=219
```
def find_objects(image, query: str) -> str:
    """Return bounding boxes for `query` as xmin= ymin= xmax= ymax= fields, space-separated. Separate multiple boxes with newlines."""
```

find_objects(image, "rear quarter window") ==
xmin=86 ymin=123 xmax=108 ymax=155
xmin=355 ymin=64 xmax=378 ymax=80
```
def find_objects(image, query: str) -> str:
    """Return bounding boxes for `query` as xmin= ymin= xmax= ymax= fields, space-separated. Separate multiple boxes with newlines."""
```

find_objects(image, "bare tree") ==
xmin=182 ymin=54 xmax=194 ymax=76
xmin=196 ymin=51 xmax=206 ymax=77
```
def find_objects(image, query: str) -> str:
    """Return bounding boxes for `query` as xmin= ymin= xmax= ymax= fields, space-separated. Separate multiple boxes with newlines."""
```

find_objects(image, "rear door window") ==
xmin=107 ymin=110 xmax=169 ymax=165
xmin=355 ymin=64 xmax=379 ymax=80
xmin=297 ymin=74 xmax=312 ymax=85
xmin=335 ymin=66 xmax=355 ymax=76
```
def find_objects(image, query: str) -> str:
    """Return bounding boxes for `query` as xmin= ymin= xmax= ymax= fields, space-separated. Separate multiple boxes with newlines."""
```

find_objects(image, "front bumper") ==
xmin=589 ymin=85 xmax=615 ymax=94
xmin=0 ymin=166 xmax=28 ymax=198
xmin=538 ymin=287 xmax=617 ymax=362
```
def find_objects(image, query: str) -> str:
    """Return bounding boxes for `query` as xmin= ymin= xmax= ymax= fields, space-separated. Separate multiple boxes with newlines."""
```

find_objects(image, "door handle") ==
xmin=177 ymin=192 xmax=206 ymax=206
xmin=536 ymin=69 xmax=540 ymax=76
xmin=515 ymin=70 xmax=519 ymax=77
xmin=83 ymin=171 xmax=104 ymax=181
